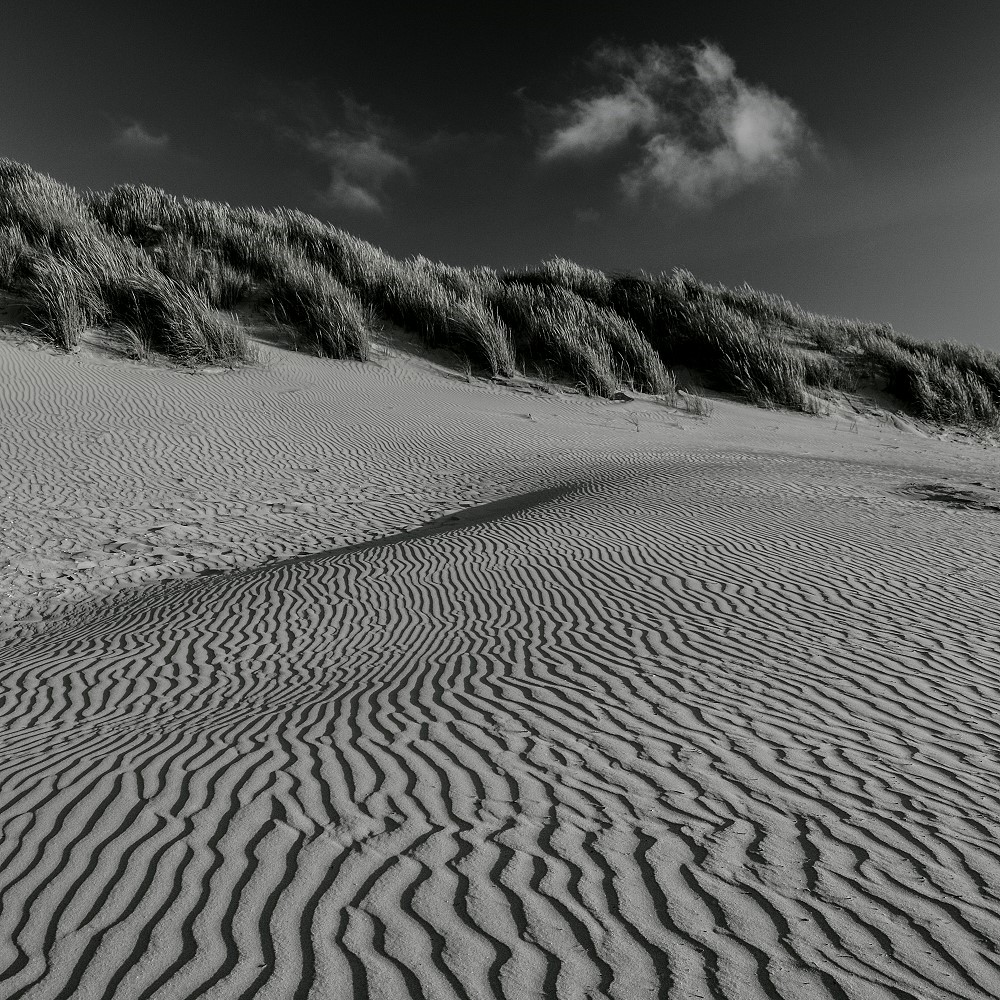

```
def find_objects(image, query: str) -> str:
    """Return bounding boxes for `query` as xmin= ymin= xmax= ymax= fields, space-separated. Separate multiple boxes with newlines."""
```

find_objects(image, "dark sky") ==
xmin=5 ymin=2 xmax=999 ymax=347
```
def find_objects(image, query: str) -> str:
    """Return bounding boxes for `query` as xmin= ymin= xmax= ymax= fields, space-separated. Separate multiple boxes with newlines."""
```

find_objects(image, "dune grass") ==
xmin=853 ymin=331 xmax=1000 ymax=427
xmin=265 ymin=258 xmax=370 ymax=359
xmin=482 ymin=277 xmax=673 ymax=396
xmin=1 ymin=159 xmax=998 ymax=427
xmin=19 ymin=252 xmax=92 ymax=351
xmin=0 ymin=161 xmax=255 ymax=366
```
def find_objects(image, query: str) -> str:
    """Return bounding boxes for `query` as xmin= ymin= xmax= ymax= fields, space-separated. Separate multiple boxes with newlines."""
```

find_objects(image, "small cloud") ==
xmin=302 ymin=128 xmax=410 ymax=212
xmin=115 ymin=120 xmax=170 ymax=154
xmin=271 ymin=92 xmax=410 ymax=213
xmin=574 ymin=207 xmax=601 ymax=225
xmin=539 ymin=40 xmax=817 ymax=207
xmin=540 ymin=87 xmax=660 ymax=160
xmin=325 ymin=176 xmax=383 ymax=213
xmin=691 ymin=42 xmax=735 ymax=86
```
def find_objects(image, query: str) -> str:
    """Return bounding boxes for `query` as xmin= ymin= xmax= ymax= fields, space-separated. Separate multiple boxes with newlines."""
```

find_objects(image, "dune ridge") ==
xmin=6 ymin=159 xmax=1000 ymax=427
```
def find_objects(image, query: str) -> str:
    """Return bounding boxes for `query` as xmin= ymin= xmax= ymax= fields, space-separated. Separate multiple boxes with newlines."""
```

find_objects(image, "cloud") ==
xmin=114 ymin=121 xmax=170 ymax=154
xmin=275 ymin=94 xmax=410 ymax=213
xmin=302 ymin=127 xmax=410 ymax=212
xmin=540 ymin=87 xmax=660 ymax=160
xmin=540 ymin=41 xmax=816 ymax=207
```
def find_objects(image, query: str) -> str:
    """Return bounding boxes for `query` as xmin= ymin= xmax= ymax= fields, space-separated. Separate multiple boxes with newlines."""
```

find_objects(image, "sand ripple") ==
xmin=2 ymin=453 xmax=999 ymax=998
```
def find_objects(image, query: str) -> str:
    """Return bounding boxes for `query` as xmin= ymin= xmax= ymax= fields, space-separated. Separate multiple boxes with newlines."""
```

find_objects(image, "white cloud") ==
xmin=540 ymin=86 xmax=660 ymax=160
xmin=325 ymin=176 xmax=383 ymax=213
xmin=281 ymin=96 xmax=410 ymax=213
xmin=115 ymin=121 xmax=169 ymax=154
xmin=540 ymin=41 xmax=816 ymax=207
xmin=303 ymin=130 xmax=410 ymax=212
xmin=692 ymin=42 xmax=735 ymax=86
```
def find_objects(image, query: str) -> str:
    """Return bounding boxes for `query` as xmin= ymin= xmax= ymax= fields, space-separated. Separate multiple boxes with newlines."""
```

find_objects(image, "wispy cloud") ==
xmin=274 ymin=93 xmax=411 ymax=213
xmin=114 ymin=120 xmax=170 ymax=154
xmin=540 ymin=87 xmax=659 ymax=160
xmin=540 ymin=41 xmax=817 ymax=207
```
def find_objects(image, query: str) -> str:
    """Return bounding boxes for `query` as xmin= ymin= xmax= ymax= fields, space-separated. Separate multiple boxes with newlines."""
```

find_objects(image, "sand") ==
xmin=1 ymin=326 xmax=1000 ymax=999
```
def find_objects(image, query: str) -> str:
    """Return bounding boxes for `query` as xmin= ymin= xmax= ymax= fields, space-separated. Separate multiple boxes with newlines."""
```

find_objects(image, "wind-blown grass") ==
xmin=712 ymin=320 xmax=807 ymax=408
xmin=20 ymin=253 xmax=93 ymax=350
xmin=483 ymin=278 xmax=673 ymax=395
xmin=0 ymin=162 xmax=255 ymax=365
xmin=511 ymin=264 xmax=809 ymax=403
xmin=0 ymin=225 xmax=26 ymax=288
xmin=489 ymin=280 xmax=620 ymax=395
xmin=856 ymin=332 xmax=1000 ymax=427
xmin=2 ymin=159 xmax=998 ymax=426
xmin=148 ymin=235 xmax=254 ymax=310
xmin=264 ymin=252 xmax=370 ymax=360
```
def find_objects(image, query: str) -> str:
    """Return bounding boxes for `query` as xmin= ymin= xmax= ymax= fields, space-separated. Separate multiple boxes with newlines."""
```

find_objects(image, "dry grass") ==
xmin=20 ymin=253 xmax=92 ymax=350
xmin=681 ymin=389 xmax=714 ymax=418
xmin=2 ymin=159 xmax=998 ymax=427
xmin=262 ymin=252 xmax=370 ymax=360
xmin=857 ymin=332 xmax=1000 ymax=427
xmin=0 ymin=162 xmax=255 ymax=366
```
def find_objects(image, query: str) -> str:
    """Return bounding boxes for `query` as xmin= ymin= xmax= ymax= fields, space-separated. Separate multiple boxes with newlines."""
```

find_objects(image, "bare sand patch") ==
xmin=1 ymin=335 xmax=999 ymax=997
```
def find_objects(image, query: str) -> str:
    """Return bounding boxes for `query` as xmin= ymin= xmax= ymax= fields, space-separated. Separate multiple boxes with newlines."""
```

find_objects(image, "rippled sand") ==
xmin=2 ymin=329 xmax=999 ymax=998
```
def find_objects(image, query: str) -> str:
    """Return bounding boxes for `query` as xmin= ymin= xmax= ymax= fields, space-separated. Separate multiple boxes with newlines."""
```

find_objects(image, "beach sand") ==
xmin=2 ymin=326 xmax=999 ymax=998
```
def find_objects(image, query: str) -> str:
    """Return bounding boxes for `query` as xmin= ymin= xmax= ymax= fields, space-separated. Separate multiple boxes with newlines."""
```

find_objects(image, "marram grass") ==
xmin=1 ymin=159 xmax=998 ymax=427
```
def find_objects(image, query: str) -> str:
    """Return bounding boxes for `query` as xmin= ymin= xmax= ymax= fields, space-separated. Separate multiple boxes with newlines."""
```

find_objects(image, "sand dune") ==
xmin=2 ymin=333 xmax=1000 ymax=998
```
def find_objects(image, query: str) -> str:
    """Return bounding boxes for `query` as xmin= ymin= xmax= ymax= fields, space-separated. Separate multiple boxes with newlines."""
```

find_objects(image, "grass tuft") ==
xmin=713 ymin=322 xmax=807 ymax=408
xmin=20 ymin=253 xmax=92 ymax=350
xmin=857 ymin=332 xmax=1000 ymax=427
xmin=264 ymin=253 xmax=370 ymax=360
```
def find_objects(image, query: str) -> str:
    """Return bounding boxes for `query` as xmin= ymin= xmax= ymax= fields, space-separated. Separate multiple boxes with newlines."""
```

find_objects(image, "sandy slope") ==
xmin=2 ymin=330 xmax=1000 ymax=999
